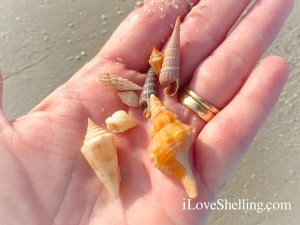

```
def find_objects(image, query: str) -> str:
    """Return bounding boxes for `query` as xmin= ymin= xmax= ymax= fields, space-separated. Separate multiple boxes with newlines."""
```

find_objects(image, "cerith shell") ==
xmin=139 ymin=68 xmax=157 ymax=118
xmin=159 ymin=17 xmax=181 ymax=96
xmin=97 ymin=73 xmax=142 ymax=91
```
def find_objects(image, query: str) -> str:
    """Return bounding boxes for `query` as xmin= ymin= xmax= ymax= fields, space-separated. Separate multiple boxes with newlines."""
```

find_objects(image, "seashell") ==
xmin=105 ymin=110 xmax=138 ymax=133
xmin=139 ymin=68 xmax=157 ymax=118
xmin=81 ymin=119 xmax=120 ymax=198
xmin=149 ymin=47 xmax=164 ymax=76
xmin=159 ymin=16 xmax=180 ymax=96
xmin=117 ymin=91 xmax=139 ymax=107
xmin=149 ymin=95 xmax=198 ymax=198
xmin=96 ymin=73 xmax=142 ymax=91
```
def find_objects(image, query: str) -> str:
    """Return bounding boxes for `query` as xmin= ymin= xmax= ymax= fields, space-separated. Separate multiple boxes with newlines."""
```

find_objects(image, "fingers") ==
xmin=98 ymin=0 xmax=200 ymax=71
xmin=195 ymin=56 xmax=289 ymax=194
xmin=99 ymin=0 xmax=252 ymax=73
xmin=187 ymin=0 xmax=293 ymax=110
xmin=180 ymin=0 xmax=252 ymax=82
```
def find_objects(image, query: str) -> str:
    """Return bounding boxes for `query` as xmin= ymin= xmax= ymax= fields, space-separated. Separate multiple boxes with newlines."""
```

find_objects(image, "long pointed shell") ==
xmin=81 ymin=119 xmax=120 ymax=198
xmin=105 ymin=110 xmax=138 ymax=133
xmin=149 ymin=47 xmax=164 ymax=76
xmin=139 ymin=68 xmax=157 ymax=118
xmin=97 ymin=73 xmax=142 ymax=91
xmin=159 ymin=17 xmax=180 ymax=96
xmin=150 ymin=95 xmax=198 ymax=198
xmin=117 ymin=91 xmax=139 ymax=107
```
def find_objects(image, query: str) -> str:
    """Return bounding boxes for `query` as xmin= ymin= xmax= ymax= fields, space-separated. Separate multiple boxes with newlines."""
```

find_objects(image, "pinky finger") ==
xmin=195 ymin=56 xmax=290 ymax=194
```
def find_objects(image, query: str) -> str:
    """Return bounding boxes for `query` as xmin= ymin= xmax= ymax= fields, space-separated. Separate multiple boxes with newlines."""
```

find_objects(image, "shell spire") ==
xmin=139 ymin=68 xmax=157 ymax=117
xmin=159 ymin=17 xmax=180 ymax=96
xmin=97 ymin=73 xmax=142 ymax=91
xmin=81 ymin=119 xmax=121 ymax=198
xmin=149 ymin=95 xmax=198 ymax=198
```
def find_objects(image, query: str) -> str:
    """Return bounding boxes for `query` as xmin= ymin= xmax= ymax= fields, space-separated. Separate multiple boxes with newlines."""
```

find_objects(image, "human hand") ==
xmin=0 ymin=0 xmax=293 ymax=224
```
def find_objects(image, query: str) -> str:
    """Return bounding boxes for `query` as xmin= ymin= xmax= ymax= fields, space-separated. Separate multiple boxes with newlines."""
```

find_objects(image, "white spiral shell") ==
xmin=159 ymin=17 xmax=181 ymax=96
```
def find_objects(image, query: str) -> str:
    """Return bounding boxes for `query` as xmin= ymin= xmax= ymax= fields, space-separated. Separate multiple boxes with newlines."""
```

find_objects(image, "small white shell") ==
xmin=117 ymin=91 xmax=139 ymax=107
xmin=81 ymin=119 xmax=121 ymax=198
xmin=105 ymin=110 xmax=138 ymax=133
xmin=97 ymin=73 xmax=142 ymax=91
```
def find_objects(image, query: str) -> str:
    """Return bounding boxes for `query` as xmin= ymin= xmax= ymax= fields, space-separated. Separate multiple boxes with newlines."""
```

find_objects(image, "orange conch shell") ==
xmin=160 ymin=17 xmax=180 ymax=96
xmin=97 ymin=73 xmax=142 ymax=91
xmin=149 ymin=47 xmax=164 ymax=76
xmin=81 ymin=119 xmax=121 ymax=198
xmin=149 ymin=95 xmax=198 ymax=198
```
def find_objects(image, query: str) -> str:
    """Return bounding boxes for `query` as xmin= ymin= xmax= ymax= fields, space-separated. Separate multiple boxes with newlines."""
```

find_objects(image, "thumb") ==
xmin=0 ymin=71 xmax=10 ymax=131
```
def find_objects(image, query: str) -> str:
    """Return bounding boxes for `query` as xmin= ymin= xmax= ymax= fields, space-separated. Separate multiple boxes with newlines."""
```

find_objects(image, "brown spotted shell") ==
xmin=97 ymin=73 xmax=142 ymax=91
xmin=159 ymin=17 xmax=180 ymax=96
xmin=139 ymin=68 xmax=157 ymax=117
xmin=81 ymin=119 xmax=120 ymax=198
xmin=149 ymin=95 xmax=198 ymax=198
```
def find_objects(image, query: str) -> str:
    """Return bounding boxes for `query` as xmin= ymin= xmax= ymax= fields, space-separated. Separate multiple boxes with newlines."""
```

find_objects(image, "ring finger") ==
xmin=181 ymin=0 xmax=292 ymax=124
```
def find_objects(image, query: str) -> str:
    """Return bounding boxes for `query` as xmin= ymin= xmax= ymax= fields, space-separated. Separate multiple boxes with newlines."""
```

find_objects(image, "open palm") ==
xmin=0 ymin=0 xmax=293 ymax=224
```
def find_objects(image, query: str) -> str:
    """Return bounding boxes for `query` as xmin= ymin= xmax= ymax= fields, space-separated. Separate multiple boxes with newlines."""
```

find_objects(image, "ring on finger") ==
xmin=179 ymin=87 xmax=219 ymax=122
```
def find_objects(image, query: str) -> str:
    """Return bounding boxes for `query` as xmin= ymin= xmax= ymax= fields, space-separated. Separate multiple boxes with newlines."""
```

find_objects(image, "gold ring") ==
xmin=179 ymin=91 xmax=215 ymax=122
xmin=183 ymin=87 xmax=220 ymax=114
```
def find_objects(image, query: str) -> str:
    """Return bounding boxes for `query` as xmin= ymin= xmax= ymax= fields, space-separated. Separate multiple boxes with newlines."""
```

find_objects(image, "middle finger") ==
xmin=180 ymin=0 xmax=252 ymax=83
